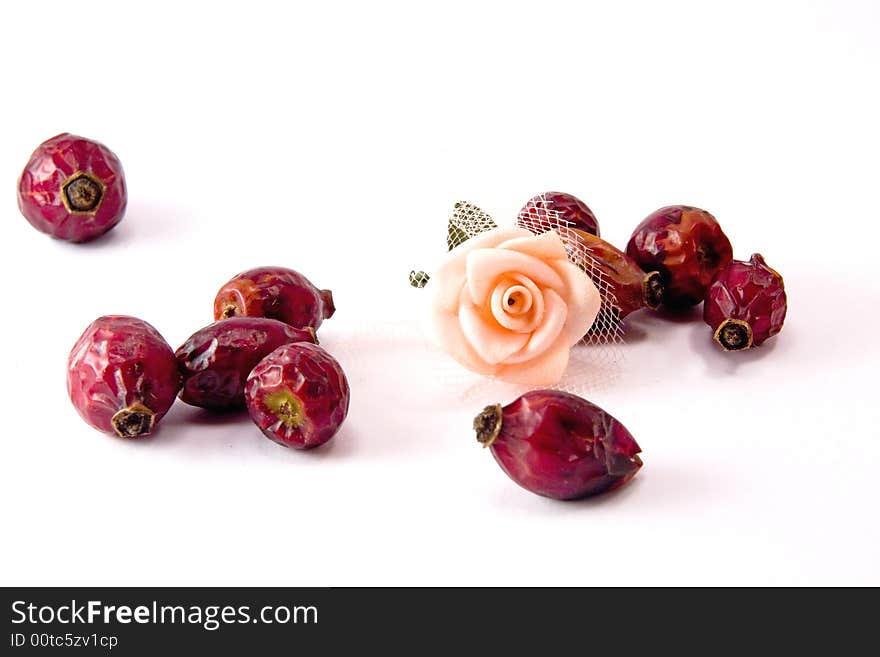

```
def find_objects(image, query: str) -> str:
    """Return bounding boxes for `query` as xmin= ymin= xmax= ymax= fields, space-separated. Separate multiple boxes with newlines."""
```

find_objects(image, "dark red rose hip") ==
xmin=18 ymin=133 xmax=127 ymax=242
xmin=474 ymin=390 xmax=642 ymax=500
xmin=176 ymin=317 xmax=317 ymax=410
xmin=519 ymin=191 xmax=601 ymax=237
xmin=626 ymin=205 xmax=733 ymax=307
xmin=67 ymin=316 xmax=181 ymax=438
xmin=704 ymin=253 xmax=787 ymax=351
xmin=214 ymin=266 xmax=335 ymax=331
xmin=245 ymin=343 xmax=350 ymax=449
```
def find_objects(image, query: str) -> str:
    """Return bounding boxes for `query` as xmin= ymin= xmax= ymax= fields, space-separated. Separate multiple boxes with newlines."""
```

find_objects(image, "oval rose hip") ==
xmin=704 ymin=253 xmax=787 ymax=351
xmin=67 ymin=316 xmax=181 ymax=438
xmin=626 ymin=205 xmax=732 ymax=307
xmin=427 ymin=227 xmax=600 ymax=386
xmin=569 ymin=229 xmax=664 ymax=318
xmin=214 ymin=266 xmax=335 ymax=331
xmin=245 ymin=343 xmax=350 ymax=449
xmin=176 ymin=318 xmax=316 ymax=409
xmin=474 ymin=390 xmax=642 ymax=500
xmin=18 ymin=133 xmax=127 ymax=242
xmin=519 ymin=191 xmax=601 ymax=237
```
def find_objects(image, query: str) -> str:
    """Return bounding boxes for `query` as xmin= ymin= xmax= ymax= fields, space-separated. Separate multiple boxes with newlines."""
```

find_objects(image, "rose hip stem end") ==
xmin=643 ymin=272 xmax=664 ymax=310
xmin=474 ymin=404 xmax=503 ymax=447
xmin=713 ymin=318 xmax=754 ymax=351
xmin=111 ymin=402 xmax=156 ymax=438
xmin=263 ymin=388 xmax=306 ymax=429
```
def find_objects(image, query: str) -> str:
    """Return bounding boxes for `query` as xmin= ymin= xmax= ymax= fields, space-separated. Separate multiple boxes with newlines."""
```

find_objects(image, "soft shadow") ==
xmin=163 ymin=404 xmax=252 ymax=427
xmin=77 ymin=200 xmax=193 ymax=248
xmin=652 ymin=304 xmax=704 ymax=324
xmin=65 ymin=226 xmax=123 ymax=249
xmin=298 ymin=424 xmax=360 ymax=459
xmin=620 ymin=320 xmax=649 ymax=344
xmin=489 ymin=461 xmax=716 ymax=514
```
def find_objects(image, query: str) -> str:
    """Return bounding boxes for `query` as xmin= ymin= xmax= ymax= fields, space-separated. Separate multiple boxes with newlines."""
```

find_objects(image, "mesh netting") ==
xmin=515 ymin=194 xmax=626 ymax=346
xmin=446 ymin=201 xmax=499 ymax=249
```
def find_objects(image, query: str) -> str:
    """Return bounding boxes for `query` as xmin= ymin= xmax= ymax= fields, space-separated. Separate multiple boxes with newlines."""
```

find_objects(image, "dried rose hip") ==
xmin=214 ymin=266 xmax=335 ymax=331
xmin=67 ymin=316 xmax=181 ymax=438
xmin=519 ymin=191 xmax=600 ymax=236
xmin=176 ymin=317 xmax=317 ymax=409
xmin=626 ymin=205 xmax=733 ymax=307
xmin=474 ymin=390 xmax=642 ymax=500
xmin=245 ymin=343 xmax=350 ymax=449
xmin=570 ymin=230 xmax=663 ymax=317
xmin=703 ymin=253 xmax=787 ymax=351
xmin=18 ymin=133 xmax=127 ymax=243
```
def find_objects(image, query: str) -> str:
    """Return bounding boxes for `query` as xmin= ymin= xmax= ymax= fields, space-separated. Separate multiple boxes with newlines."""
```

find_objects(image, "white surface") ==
xmin=1 ymin=0 xmax=878 ymax=586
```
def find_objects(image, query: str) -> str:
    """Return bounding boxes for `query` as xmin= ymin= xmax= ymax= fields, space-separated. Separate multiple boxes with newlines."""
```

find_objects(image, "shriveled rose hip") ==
xmin=67 ymin=316 xmax=181 ymax=438
xmin=704 ymin=253 xmax=787 ymax=351
xmin=570 ymin=229 xmax=663 ymax=317
xmin=214 ymin=267 xmax=335 ymax=331
xmin=626 ymin=205 xmax=732 ymax=307
xmin=245 ymin=343 xmax=350 ymax=449
xmin=474 ymin=390 xmax=642 ymax=500
xmin=18 ymin=133 xmax=127 ymax=242
xmin=176 ymin=317 xmax=316 ymax=409
xmin=519 ymin=191 xmax=600 ymax=236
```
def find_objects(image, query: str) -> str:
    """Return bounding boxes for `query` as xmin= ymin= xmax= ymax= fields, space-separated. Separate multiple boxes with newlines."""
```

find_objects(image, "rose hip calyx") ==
xmin=714 ymin=318 xmax=754 ymax=351
xmin=474 ymin=404 xmax=504 ymax=447
xmin=264 ymin=389 xmax=305 ymax=429
xmin=643 ymin=271 xmax=664 ymax=310
xmin=111 ymin=402 xmax=156 ymax=438
xmin=62 ymin=172 xmax=104 ymax=213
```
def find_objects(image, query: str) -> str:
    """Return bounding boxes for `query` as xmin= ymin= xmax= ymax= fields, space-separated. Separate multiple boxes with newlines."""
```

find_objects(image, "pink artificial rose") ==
xmin=428 ymin=227 xmax=600 ymax=385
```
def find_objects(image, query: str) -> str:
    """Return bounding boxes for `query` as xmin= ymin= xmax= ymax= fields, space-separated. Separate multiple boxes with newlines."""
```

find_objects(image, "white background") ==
xmin=1 ymin=0 xmax=878 ymax=586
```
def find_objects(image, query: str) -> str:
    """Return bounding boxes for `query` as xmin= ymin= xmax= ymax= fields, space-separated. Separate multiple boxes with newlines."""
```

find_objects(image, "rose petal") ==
xmin=490 ymin=277 xmax=544 ymax=333
xmin=553 ymin=259 xmax=602 ymax=344
xmin=459 ymin=294 xmax=530 ymax=365
xmin=503 ymin=288 xmax=567 ymax=364
xmin=494 ymin=335 xmax=571 ymax=385
xmin=497 ymin=230 xmax=568 ymax=261
xmin=425 ymin=304 xmax=496 ymax=375
xmin=431 ymin=227 xmax=532 ymax=312
xmin=466 ymin=248 xmax=564 ymax=304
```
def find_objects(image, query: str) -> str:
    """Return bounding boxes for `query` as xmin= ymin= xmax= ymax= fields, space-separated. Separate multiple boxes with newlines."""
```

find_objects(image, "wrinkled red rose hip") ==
xmin=626 ymin=205 xmax=732 ymax=307
xmin=214 ymin=266 xmax=335 ymax=331
xmin=704 ymin=253 xmax=787 ymax=351
xmin=245 ymin=343 xmax=350 ymax=449
xmin=67 ymin=316 xmax=181 ymax=438
xmin=474 ymin=390 xmax=642 ymax=500
xmin=519 ymin=191 xmax=601 ymax=236
xmin=18 ymin=133 xmax=127 ymax=242
xmin=176 ymin=317 xmax=317 ymax=409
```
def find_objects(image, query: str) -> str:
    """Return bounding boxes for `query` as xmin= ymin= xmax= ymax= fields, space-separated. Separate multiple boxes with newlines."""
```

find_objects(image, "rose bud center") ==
xmin=502 ymin=285 xmax=532 ymax=315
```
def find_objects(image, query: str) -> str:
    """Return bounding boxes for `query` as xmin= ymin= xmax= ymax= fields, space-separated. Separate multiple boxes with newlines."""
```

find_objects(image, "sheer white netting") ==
xmin=435 ymin=199 xmax=624 ymax=397
xmin=515 ymin=195 xmax=625 ymax=346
